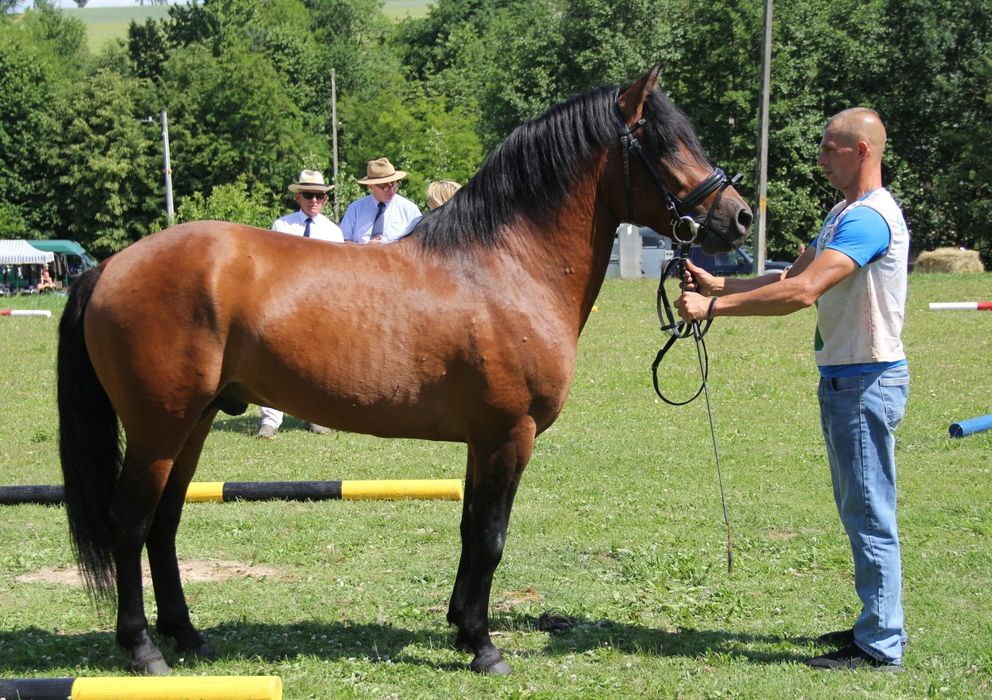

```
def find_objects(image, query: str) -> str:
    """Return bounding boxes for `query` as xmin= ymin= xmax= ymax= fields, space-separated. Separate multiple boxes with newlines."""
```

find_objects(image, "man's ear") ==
xmin=616 ymin=64 xmax=662 ymax=126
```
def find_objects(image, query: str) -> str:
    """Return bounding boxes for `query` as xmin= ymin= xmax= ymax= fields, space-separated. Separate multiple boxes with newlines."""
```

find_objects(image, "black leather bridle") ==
xmin=613 ymin=98 xmax=742 ymax=247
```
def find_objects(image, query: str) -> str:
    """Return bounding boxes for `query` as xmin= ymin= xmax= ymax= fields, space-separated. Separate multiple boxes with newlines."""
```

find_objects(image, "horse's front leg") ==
xmin=449 ymin=418 xmax=536 ymax=676
xmin=446 ymin=452 xmax=475 ymax=632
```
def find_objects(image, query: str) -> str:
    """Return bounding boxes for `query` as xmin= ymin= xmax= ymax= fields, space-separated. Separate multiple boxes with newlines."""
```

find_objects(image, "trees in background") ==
xmin=0 ymin=0 xmax=989 ymax=265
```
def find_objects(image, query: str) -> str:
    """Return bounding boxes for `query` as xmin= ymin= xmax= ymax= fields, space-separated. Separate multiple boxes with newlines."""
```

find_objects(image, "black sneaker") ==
xmin=805 ymin=644 xmax=903 ymax=673
xmin=815 ymin=628 xmax=854 ymax=646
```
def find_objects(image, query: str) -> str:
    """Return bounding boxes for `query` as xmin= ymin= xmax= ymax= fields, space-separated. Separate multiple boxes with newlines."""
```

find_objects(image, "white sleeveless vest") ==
xmin=814 ymin=188 xmax=909 ymax=367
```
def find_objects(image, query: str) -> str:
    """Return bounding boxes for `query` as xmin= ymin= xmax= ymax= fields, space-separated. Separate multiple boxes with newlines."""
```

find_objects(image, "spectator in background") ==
xmin=257 ymin=169 xmax=341 ymax=440
xmin=426 ymin=180 xmax=461 ymax=210
xmin=271 ymin=169 xmax=343 ymax=243
xmin=340 ymin=158 xmax=421 ymax=244
xmin=37 ymin=265 xmax=56 ymax=292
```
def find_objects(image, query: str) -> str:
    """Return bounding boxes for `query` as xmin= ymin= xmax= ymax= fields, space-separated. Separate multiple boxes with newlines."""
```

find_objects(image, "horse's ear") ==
xmin=617 ymin=64 xmax=661 ymax=124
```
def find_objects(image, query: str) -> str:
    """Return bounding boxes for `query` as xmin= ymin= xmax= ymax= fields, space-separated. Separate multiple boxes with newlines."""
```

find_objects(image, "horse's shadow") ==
xmin=0 ymin=613 xmax=815 ymax=674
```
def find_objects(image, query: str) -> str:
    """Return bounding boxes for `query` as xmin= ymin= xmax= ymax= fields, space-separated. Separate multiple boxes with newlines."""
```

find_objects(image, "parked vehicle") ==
xmin=687 ymin=244 xmax=791 ymax=277
xmin=608 ymin=227 xmax=791 ymax=279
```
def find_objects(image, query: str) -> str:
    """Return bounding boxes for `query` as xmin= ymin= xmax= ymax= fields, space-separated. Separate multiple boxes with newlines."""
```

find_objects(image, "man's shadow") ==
xmin=0 ymin=612 xmax=815 ymax=674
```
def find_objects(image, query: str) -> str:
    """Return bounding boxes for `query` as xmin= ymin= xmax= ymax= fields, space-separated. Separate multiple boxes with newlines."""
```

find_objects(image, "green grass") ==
xmin=1 ymin=274 xmax=991 ymax=698
xmin=65 ymin=1 xmax=433 ymax=52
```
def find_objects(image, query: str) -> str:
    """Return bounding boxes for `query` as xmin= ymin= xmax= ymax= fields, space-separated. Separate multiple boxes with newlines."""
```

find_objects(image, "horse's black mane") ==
xmin=413 ymin=83 xmax=708 ymax=252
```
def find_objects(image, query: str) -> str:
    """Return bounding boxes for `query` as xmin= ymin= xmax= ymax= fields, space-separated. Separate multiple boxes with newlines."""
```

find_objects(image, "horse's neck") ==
xmin=507 ymin=171 xmax=618 ymax=336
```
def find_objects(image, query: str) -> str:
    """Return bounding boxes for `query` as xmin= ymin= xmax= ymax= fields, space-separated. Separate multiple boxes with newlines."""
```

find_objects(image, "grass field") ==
xmin=64 ymin=1 xmax=433 ymax=52
xmin=1 ymin=273 xmax=990 ymax=698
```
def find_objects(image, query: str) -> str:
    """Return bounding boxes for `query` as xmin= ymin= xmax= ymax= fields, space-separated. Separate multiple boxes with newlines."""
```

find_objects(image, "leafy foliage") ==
xmin=0 ymin=0 xmax=989 ymax=266
xmin=176 ymin=177 xmax=281 ymax=228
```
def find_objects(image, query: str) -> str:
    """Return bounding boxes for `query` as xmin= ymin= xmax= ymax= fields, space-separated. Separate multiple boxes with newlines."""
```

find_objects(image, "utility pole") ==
xmin=160 ymin=109 xmax=175 ymax=227
xmin=331 ymin=69 xmax=340 ymax=220
xmin=754 ymin=0 xmax=773 ymax=275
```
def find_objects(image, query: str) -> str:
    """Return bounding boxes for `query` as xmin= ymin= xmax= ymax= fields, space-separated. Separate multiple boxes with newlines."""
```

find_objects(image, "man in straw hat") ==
xmin=272 ymin=169 xmax=343 ymax=243
xmin=340 ymin=157 xmax=421 ymax=244
xmin=256 ymin=169 xmax=342 ymax=439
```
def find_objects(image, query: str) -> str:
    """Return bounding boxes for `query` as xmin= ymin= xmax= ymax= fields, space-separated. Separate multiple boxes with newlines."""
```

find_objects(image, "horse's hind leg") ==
xmin=147 ymin=411 xmax=218 ymax=662
xmin=449 ymin=418 xmax=536 ymax=676
xmin=111 ymin=448 xmax=177 ymax=675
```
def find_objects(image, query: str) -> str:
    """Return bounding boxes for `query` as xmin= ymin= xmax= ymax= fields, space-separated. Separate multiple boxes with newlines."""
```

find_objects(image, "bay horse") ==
xmin=57 ymin=65 xmax=751 ymax=676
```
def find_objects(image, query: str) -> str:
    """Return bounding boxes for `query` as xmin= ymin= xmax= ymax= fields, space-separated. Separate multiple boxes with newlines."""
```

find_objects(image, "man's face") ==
xmin=370 ymin=180 xmax=398 ymax=204
xmin=817 ymin=127 xmax=860 ymax=192
xmin=296 ymin=190 xmax=328 ymax=217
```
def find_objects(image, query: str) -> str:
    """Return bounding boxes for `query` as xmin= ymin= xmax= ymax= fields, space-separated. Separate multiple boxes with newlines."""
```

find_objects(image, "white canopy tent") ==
xmin=0 ymin=240 xmax=55 ymax=265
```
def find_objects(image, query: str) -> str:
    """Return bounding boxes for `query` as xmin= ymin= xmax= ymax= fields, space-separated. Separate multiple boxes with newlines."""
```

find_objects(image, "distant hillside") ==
xmin=63 ymin=6 xmax=172 ymax=51
xmin=65 ymin=1 xmax=432 ymax=52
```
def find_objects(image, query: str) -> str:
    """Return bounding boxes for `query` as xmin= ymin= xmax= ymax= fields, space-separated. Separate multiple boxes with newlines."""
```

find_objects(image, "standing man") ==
xmin=676 ymin=108 xmax=910 ymax=672
xmin=340 ymin=158 xmax=421 ymax=244
xmin=257 ymin=169 xmax=341 ymax=439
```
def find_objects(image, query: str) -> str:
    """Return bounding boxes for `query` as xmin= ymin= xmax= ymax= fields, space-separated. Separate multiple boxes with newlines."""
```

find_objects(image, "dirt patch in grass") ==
xmin=16 ymin=560 xmax=280 ymax=587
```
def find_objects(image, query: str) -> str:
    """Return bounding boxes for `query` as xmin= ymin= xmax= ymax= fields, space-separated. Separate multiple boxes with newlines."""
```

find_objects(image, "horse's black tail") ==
xmin=57 ymin=267 xmax=121 ymax=603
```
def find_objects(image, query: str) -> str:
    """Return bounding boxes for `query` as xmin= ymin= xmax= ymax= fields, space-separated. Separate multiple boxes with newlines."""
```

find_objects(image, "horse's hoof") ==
xmin=130 ymin=653 xmax=171 ymax=675
xmin=470 ymin=654 xmax=513 ymax=676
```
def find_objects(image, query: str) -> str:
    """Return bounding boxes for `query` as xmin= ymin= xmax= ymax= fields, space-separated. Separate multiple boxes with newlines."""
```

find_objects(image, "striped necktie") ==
xmin=303 ymin=217 xmax=313 ymax=238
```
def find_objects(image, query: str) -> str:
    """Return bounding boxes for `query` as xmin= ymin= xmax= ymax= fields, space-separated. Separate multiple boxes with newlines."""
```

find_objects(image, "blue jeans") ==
xmin=818 ymin=365 xmax=909 ymax=664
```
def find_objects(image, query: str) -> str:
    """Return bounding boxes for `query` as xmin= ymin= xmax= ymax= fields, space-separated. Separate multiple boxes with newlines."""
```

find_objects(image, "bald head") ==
xmin=825 ymin=108 xmax=887 ymax=160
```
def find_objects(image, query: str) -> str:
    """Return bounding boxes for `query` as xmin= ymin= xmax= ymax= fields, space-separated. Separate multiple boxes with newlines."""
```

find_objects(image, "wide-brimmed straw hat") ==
xmin=356 ymin=158 xmax=407 ymax=185
xmin=288 ymin=169 xmax=333 ymax=193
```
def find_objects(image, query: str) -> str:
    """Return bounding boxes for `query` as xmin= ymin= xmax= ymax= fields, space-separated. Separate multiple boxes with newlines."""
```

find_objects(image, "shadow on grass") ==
xmin=0 ymin=613 xmax=812 ymax=674
xmin=210 ymin=415 xmax=323 ymax=436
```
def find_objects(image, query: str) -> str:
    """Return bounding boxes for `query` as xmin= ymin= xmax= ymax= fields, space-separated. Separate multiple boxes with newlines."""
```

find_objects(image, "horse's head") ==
xmin=614 ymin=65 xmax=752 ymax=254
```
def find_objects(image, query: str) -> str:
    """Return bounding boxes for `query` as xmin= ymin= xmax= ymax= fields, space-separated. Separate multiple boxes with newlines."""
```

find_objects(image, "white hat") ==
xmin=288 ymin=169 xmax=333 ymax=193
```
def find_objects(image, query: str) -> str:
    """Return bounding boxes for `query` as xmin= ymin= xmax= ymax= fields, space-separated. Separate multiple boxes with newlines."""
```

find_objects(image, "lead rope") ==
xmin=691 ymin=316 xmax=734 ymax=574
xmin=651 ymin=248 xmax=733 ymax=574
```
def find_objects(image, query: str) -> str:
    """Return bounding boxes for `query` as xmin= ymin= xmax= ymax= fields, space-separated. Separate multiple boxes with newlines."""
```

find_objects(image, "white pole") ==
xmin=161 ymin=110 xmax=175 ymax=227
xmin=929 ymin=302 xmax=992 ymax=311
xmin=331 ymin=69 xmax=339 ymax=221
xmin=1 ymin=310 xmax=52 ymax=317
xmin=754 ymin=0 xmax=773 ymax=275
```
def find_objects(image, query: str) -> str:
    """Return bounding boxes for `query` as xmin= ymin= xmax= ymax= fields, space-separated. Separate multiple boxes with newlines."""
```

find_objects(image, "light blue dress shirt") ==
xmin=340 ymin=194 xmax=422 ymax=244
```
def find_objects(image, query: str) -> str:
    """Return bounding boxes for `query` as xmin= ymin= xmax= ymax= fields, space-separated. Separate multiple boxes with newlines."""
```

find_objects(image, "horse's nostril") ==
xmin=738 ymin=208 xmax=753 ymax=231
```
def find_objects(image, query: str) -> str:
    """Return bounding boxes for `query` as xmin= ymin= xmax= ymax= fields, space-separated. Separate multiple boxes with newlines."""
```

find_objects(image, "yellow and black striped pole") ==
xmin=0 ymin=479 xmax=463 ymax=506
xmin=0 ymin=676 xmax=282 ymax=700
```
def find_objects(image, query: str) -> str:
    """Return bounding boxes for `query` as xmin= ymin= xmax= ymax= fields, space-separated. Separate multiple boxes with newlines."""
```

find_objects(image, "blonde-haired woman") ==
xmin=426 ymin=180 xmax=461 ymax=210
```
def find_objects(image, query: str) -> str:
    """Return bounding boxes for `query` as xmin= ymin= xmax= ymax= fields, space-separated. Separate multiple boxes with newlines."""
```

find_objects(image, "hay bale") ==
xmin=913 ymin=247 xmax=986 ymax=273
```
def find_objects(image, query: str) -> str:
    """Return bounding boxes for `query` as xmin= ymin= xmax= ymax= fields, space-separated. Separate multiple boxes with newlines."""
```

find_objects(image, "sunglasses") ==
xmin=300 ymin=192 xmax=327 ymax=201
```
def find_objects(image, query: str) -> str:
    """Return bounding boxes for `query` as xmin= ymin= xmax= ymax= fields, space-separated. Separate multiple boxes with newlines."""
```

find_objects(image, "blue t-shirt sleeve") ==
xmin=819 ymin=207 xmax=890 ymax=266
